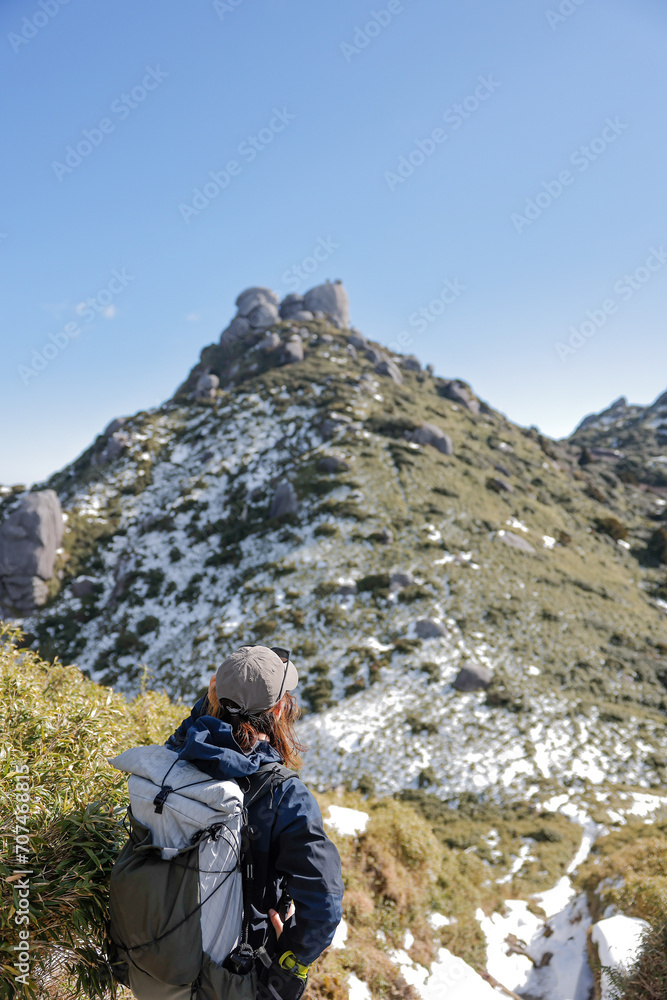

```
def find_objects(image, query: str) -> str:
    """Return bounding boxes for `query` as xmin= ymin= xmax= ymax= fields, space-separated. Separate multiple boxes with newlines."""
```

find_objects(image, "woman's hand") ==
xmin=269 ymin=902 xmax=295 ymax=939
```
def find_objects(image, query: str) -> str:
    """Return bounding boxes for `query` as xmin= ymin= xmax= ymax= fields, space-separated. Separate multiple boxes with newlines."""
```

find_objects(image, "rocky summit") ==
xmin=2 ymin=279 xmax=666 ymax=807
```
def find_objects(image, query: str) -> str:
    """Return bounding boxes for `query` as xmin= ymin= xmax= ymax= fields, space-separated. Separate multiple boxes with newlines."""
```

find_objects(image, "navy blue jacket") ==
xmin=165 ymin=697 xmax=343 ymax=965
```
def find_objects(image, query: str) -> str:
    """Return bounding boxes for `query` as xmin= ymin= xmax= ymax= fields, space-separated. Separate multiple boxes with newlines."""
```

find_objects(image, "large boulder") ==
xmin=453 ymin=661 xmax=492 ymax=691
xmin=439 ymin=379 xmax=479 ymax=414
xmin=193 ymin=372 xmax=219 ymax=400
xmin=71 ymin=576 xmax=96 ymax=598
xmin=318 ymin=456 xmax=350 ymax=474
xmin=375 ymin=359 xmax=403 ymax=385
xmin=365 ymin=346 xmax=385 ymax=365
xmin=279 ymin=294 xmax=305 ymax=320
xmin=235 ymin=287 xmax=279 ymax=318
xmin=282 ymin=338 xmax=304 ymax=365
xmin=303 ymin=280 xmax=350 ymax=328
xmin=348 ymin=332 xmax=367 ymax=351
xmin=269 ymin=483 xmax=299 ymax=518
xmin=258 ymin=332 xmax=281 ymax=353
xmin=414 ymin=618 xmax=447 ymax=639
xmin=220 ymin=316 xmax=253 ymax=352
xmin=400 ymin=356 xmax=421 ymax=372
xmin=248 ymin=302 xmax=279 ymax=329
xmin=406 ymin=423 xmax=453 ymax=455
xmin=0 ymin=490 xmax=64 ymax=614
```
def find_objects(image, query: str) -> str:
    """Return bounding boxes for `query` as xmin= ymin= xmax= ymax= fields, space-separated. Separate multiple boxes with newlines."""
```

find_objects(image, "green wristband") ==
xmin=278 ymin=951 xmax=309 ymax=981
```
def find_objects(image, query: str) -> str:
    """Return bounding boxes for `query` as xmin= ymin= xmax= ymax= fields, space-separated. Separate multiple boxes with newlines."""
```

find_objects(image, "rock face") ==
xmin=248 ymin=302 xmax=279 ymax=329
xmin=194 ymin=372 xmax=219 ymax=400
xmin=269 ymin=483 xmax=299 ymax=518
xmin=348 ymin=332 xmax=367 ymax=351
xmin=0 ymin=491 xmax=64 ymax=614
xmin=279 ymin=294 xmax=307 ymax=321
xmin=414 ymin=618 xmax=447 ymax=638
xmin=236 ymin=287 xmax=279 ymax=318
xmin=303 ymin=280 xmax=350 ymax=328
xmin=407 ymin=423 xmax=453 ymax=455
xmin=318 ymin=456 xmax=350 ymax=474
xmin=453 ymin=661 xmax=492 ymax=691
xmin=259 ymin=332 xmax=281 ymax=353
xmin=220 ymin=316 xmax=253 ymax=353
xmin=375 ymin=359 xmax=403 ymax=385
xmin=71 ymin=576 xmax=95 ymax=598
xmin=282 ymin=338 xmax=304 ymax=365
xmin=439 ymin=379 xmax=479 ymax=414
xmin=213 ymin=281 xmax=350 ymax=370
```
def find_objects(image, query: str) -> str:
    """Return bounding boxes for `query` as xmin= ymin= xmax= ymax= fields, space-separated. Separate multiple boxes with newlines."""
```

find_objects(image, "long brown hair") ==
xmin=207 ymin=687 xmax=306 ymax=770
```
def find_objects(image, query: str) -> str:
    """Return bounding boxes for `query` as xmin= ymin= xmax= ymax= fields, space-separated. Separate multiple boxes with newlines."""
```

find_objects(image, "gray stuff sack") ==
xmin=108 ymin=745 xmax=245 ymax=990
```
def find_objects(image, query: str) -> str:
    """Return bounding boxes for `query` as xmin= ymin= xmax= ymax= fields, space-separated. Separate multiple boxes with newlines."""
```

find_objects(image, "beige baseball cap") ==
xmin=215 ymin=645 xmax=299 ymax=715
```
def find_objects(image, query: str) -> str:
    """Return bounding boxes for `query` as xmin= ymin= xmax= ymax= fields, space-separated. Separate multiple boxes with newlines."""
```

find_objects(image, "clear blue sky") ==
xmin=2 ymin=0 xmax=666 ymax=485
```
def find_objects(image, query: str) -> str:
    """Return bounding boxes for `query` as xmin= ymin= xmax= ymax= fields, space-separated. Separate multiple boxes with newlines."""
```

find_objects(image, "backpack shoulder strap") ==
xmin=227 ymin=763 xmax=295 ymax=973
xmin=241 ymin=762 xmax=296 ymax=811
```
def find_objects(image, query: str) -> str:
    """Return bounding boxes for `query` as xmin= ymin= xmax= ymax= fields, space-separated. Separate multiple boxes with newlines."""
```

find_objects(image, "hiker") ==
xmin=109 ymin=645 xmax=343 ymax=1000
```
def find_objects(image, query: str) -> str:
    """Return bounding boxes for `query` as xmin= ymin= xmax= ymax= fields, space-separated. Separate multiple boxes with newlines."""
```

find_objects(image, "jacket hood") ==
xmin=177 ymin=715 xmax=282 ymax=781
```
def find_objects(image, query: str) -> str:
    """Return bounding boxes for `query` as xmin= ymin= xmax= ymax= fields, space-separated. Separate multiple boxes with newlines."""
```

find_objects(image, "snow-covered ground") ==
xmin=390 ymin=945 xmax=499 ymax=999
xmin=332 ymin=793 xmax=663 ymax=1000
xmin=592 ymin=915 xmax=650 ymax=1000
xmin=301 ymin=676 xmax=664 ymax=798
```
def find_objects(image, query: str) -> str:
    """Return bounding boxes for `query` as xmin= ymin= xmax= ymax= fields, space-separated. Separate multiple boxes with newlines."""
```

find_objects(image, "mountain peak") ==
xmin=1 ymin=292 xmax=666 ymax=811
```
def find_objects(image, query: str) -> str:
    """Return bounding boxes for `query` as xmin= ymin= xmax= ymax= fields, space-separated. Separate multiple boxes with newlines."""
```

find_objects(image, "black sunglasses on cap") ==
xmin=243 ymin=643 xmax=292 ymax=702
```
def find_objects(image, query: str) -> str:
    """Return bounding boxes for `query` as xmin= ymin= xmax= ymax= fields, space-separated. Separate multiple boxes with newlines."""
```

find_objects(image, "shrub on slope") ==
xmin=0 ymin=625 xmax=185 ymax=999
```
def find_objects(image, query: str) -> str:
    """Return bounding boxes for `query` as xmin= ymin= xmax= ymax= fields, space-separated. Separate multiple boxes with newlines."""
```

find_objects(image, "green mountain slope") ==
xmin=2 ymin=298 xmax=665 ymax=802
